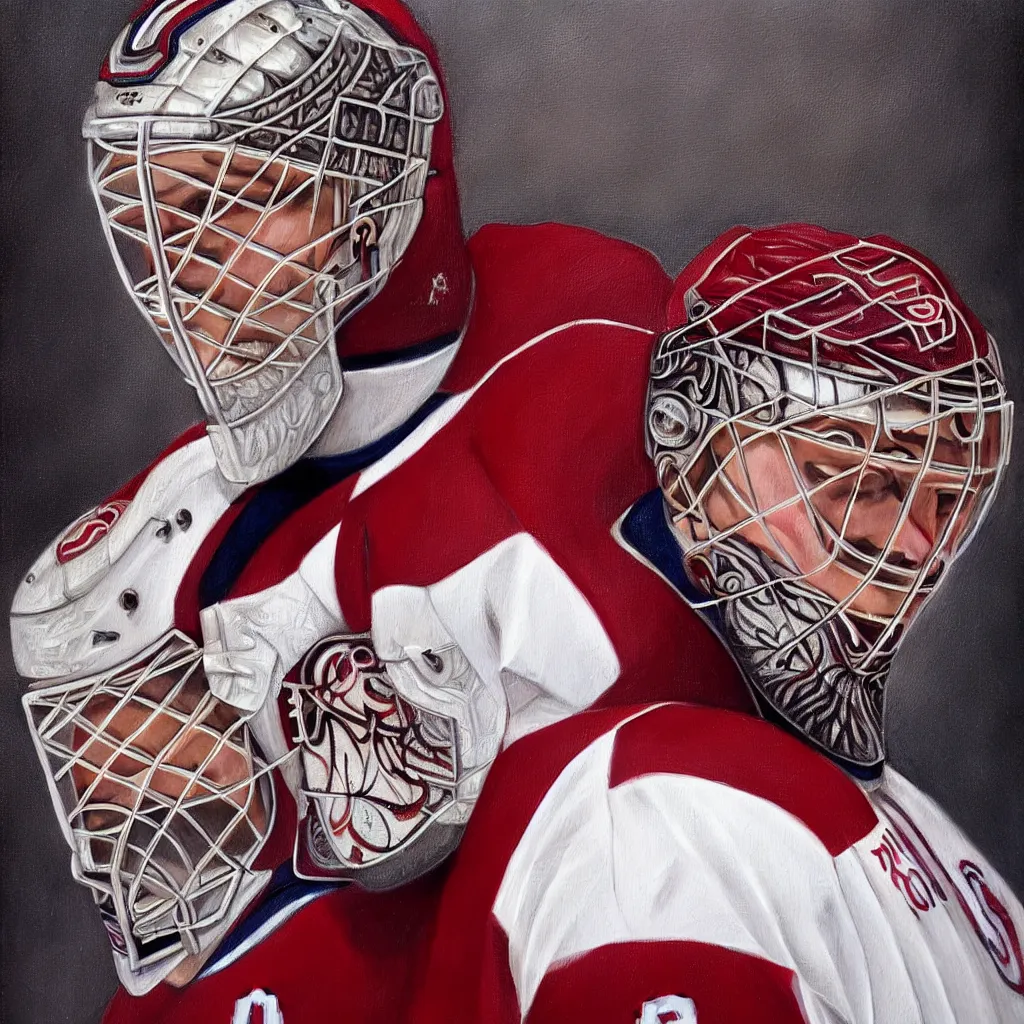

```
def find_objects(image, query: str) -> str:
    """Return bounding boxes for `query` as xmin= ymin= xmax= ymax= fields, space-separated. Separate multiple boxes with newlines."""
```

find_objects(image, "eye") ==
xmin=816 ymin=428 xmax=864 ymax=450
xmin=803 ymin=461 xmax=896 ymax=503
xmin=803 ymin=461 xmax=846 ymax=485
xmin=936 ymin=490 xmax=961 ymax=518
xmin=952 ymin=412 xmax=977 ymax=441
xmin=175 ymin=190 xmax=211 ymax=219
xmin=855 ymin=468 xmax=898 ymax=501
xmin=880 ymin=442 xmax=917 ymax=461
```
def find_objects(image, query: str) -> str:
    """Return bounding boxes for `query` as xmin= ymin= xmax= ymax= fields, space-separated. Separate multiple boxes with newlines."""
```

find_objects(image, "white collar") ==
xmin=308 ymin=339 xmax=461 ymax=457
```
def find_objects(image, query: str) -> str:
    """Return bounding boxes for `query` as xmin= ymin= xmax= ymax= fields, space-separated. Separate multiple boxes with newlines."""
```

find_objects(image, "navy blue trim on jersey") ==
xmin=339 ymin=331 xmax=462 ymax=372
xmin=199 ymin=392 xmax=450 ymax=607
xmin=617 ymin=490 xmax=884 ymax=782
xmin=200 ymin=862 xmax=344 ymax=978
xmin=617 ymin=488 xmax=721 ymax=626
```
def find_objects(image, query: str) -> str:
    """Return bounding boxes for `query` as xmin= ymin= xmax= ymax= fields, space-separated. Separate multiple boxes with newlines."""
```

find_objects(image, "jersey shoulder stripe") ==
xmin=610 ymin=703 xmax=878 ymax=856
xmin=412 ymin=706 xmax=648 ymax=1024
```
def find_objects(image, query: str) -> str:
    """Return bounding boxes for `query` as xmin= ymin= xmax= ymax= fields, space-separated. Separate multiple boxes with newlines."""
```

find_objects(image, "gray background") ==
xmin=2 ymin=0 xmax=1022 ymax=1020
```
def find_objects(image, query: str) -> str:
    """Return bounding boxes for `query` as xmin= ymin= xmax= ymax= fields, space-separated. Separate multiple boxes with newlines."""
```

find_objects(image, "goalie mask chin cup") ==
xmin=647 ymin=223 xmax=1012 ymax=772
xmin=84 ymin=0 xmax=445 ymax=484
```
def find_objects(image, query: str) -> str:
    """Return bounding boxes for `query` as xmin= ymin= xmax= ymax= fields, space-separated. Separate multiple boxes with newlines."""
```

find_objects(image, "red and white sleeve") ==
xmin=493 ymin=708 xmax=880 ymax=1024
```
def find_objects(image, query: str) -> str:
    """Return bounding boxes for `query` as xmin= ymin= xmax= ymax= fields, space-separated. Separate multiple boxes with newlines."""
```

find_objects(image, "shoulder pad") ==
xmin=11 ymin=435 xmax=242 ymax=681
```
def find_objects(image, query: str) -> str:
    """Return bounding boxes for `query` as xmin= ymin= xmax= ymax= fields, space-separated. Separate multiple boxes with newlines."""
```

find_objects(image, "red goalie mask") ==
xmin=647 ymin=223 xmax=1012 ymax=769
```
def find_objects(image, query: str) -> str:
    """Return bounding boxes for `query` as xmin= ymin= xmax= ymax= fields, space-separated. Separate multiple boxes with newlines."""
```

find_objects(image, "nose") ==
xmin=849 ymin=482 xmax=940 ymax=571
xmin=892 ymin=512 xmax=933 ymax=567
xmin=892 ymin=484 xmax=948 ymax=567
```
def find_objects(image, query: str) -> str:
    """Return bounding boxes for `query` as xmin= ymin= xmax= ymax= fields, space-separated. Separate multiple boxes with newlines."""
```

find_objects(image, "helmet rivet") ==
xmin=120 ymin=589 xmax=139 ymax=614
xmin=25 ymin=573 xmax=35 ymax=584
xmin=175 ymin=508 xmax=193 ymax=531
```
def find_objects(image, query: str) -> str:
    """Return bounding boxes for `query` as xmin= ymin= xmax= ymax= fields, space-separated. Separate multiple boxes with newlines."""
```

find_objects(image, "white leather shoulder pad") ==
xmin=11 ymin=436 xmax=242 ymax=681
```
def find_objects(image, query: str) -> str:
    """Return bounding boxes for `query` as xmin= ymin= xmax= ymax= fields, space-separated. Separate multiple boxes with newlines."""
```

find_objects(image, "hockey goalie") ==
xmin=12 ymin=0 xmax=750 ymax=1019
xmin=10 ymin=0 xmax=1024 ymax=1009
xmin=15 ymin=225 xmax=1024 ymax=1023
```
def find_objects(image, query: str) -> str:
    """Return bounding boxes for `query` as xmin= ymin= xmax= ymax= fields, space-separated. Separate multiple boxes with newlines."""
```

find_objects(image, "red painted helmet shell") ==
xmin=665 ymin=223 xmax=994 ymax=383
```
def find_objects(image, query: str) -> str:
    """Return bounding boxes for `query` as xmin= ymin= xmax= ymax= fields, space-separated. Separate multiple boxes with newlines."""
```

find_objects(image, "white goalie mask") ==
xmin=23 ymin=633 xmax=280 ymax=995
xmin=647 ymin=225 xmax=1012 ymax=771
xmin=83 ymin=0 xmax=444 ymax=484
xmin=12 ymin=441 xmax=292 ymax=994
xmin=284 ymin=633 xmax=483 ymax=886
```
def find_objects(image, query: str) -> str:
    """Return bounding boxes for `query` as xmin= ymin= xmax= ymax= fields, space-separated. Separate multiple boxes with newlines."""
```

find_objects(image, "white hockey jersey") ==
xmin=98 ymin=700 xmax=1024 ymax=1024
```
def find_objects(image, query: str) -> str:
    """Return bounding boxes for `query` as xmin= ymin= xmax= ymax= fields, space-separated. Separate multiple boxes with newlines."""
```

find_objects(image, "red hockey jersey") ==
xmin=195 ymin=223 xmax=752 ymax=798
xmin=102 ymin=704 xmax=1024 ymax=1024
xmin=30 ymin=220 xmax=744 ymax=1021
xmin=26 ymin=219 xmax=1019 ymax=1024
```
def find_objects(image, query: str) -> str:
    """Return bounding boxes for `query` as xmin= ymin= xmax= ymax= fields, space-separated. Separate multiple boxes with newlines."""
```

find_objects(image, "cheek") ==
xmin=254 ymin=209 xmax=309 ymax=254
xmin=726 ymin=442 xmax=798 ymax=509
xmin=178 ymin=735 xmax=256 ymax=810
xmin=199 ymin=201 xmax=312 ymax=260
xmin=250 ymin=193 xmax=333 ymax=260
xmin=221 ymin=217 xmax=324 ymax=302
xmin=761 ymin=500 xmax=831 ymax=572
xmin=740 ymin=445 xmax=841 ymax=571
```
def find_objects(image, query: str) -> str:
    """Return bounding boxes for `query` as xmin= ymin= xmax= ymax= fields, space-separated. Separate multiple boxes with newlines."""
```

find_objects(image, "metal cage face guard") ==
xmin=647 ymin=246 xmax=1012 ymax=769
xmin=85 ymin=1 xmax=443 ymax=483
xmin=22 ymin=631 xmax=278 ymax=994
xmin=285 ymin=634 xmax=462 ymax=875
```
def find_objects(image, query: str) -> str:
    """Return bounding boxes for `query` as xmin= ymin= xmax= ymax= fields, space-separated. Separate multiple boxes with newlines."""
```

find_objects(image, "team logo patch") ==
xmin=876 ymin=792 xmax=1024 ymax=996
xmin=959 ymin=860 xmax=1024 ymax=994
xmin=56 ymin=500 xmax=130 ymax=564
xmin=636 ymin=994 xmax=697 ymax=1024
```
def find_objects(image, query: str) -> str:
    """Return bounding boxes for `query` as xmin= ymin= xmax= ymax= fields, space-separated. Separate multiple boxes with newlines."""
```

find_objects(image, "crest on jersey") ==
xmin=877 ymin=792 xmax=1024 ymax=995
xmin=959 ymin=861 xmax=1024 ymax=994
